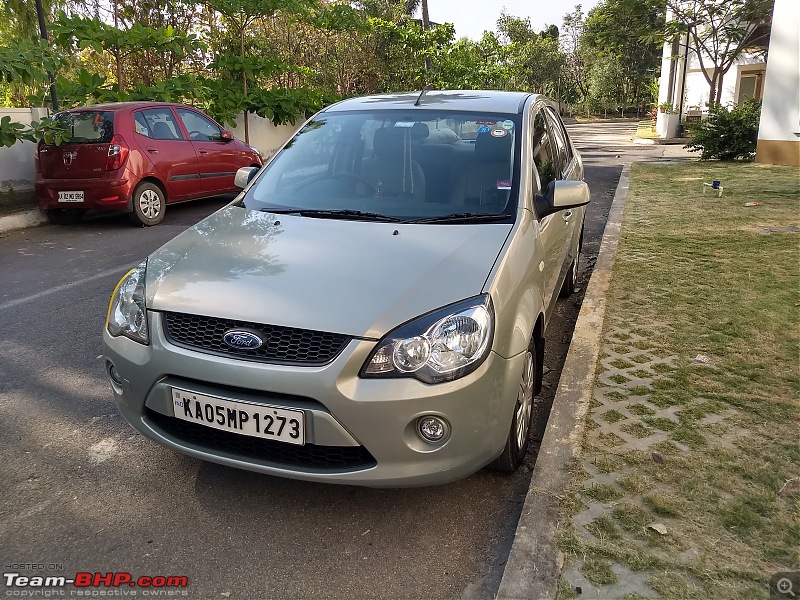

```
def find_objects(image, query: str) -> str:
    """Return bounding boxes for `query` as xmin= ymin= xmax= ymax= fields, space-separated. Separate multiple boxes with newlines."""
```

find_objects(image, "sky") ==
xmin=415 ymin=0 xmax=601 ymax=41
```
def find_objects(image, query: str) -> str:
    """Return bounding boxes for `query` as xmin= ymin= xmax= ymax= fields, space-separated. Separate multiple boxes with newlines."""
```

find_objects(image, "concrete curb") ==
xmin=496 ymin=164 xmax=633 ymax=600
xmin=634 ymin=137 xmax=691 ymax=146
xmin=0 ymin=208 xmax=47 ymax=233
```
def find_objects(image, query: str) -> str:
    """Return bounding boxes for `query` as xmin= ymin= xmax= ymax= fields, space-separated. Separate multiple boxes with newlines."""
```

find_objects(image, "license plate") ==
xmin=171 ymin=388 xmax=304 ymax=445
xmin=58 ymin=191 xmax=84 ymax=203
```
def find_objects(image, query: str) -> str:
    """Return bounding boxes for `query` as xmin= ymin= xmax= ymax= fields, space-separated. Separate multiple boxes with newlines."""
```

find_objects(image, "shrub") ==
xmin=685 ymin=99 xmax=761 ymax=161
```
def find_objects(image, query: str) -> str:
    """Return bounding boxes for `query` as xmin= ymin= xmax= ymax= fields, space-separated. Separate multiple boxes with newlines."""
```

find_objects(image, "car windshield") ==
xmin=54 ymin=111 xmax=114 ymax=144
xmin=240 ymin=110 xmax=521 ymax=222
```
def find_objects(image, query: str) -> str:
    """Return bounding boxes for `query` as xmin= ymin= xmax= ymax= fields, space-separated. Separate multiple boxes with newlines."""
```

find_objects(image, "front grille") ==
xmin=147 ymin=409 xmax=376 ymax=471
xmin=163 ymin=312 xmax=351 ymax=365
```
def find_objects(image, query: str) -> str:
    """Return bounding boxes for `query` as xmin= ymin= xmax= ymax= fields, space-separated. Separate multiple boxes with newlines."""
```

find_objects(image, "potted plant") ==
xmin=658 ymin=102 xmax=674 ymax=114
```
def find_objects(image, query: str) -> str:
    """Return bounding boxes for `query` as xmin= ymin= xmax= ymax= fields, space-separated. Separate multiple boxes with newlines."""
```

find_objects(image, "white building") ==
xmin=656 ymin=2 xmax=771 ymax=131
xmin=755 ymin=0 xmax=799 ymax=166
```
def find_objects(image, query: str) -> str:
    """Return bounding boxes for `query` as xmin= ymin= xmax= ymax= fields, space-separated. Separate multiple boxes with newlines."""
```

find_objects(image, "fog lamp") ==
xmin=418 ymin=416 xmax=448 ymax=442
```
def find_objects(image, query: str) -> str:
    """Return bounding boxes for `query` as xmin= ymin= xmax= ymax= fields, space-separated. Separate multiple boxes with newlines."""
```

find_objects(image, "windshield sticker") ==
xmin=497 ymin=180 xmax=512 ymax=190
xmin=394 ymin=122 xmax=415 ymax=128
xmin=490 ymin=128 xmax=507 ymax=138
xmin=475 ymin=119 xmax=495 ymax=125
xmin=478 ymin=125 xmax=491 ymax=134
xmin=501 ymin=120 xmax=514 ymax=130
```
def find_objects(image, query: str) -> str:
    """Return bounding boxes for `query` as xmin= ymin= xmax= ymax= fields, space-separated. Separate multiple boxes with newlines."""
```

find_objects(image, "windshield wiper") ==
xmin=259 ymin=208 xmax=408 ymax=223
xmin=409 ymin=212 xmax=510 ymax=224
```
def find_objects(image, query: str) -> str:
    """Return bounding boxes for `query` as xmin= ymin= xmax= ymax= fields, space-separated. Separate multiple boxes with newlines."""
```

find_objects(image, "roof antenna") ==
xmin=414 ymin=85 xmax=435 ymax=107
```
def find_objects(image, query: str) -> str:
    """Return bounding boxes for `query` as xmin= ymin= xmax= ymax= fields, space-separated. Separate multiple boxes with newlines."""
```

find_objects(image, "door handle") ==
xmin=198 ymin=149 xmax=208 ymax=155
xmin=146 ymin=147 xmax=158 ymax=153
xmin=563 ymin=209 xmax=573 ymax=221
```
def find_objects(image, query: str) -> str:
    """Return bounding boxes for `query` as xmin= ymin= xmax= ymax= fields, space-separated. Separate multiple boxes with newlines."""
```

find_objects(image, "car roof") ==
xmin=324 ymin=90 xmax=539 ymax=115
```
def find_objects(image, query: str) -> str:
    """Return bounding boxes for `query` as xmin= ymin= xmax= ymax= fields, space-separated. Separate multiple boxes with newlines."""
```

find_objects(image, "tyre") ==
xmin=559 ymin=225 xmax=584 ymax=298
xmin=490 ymin=342 xmax=537 ymax=473
xmin=45 ymin=209 xmax=83 ymax=225
xmin=129 ymin=181 xmax=165 ymax=226
xmin=559 ymin=256 xmax=577 ymax=297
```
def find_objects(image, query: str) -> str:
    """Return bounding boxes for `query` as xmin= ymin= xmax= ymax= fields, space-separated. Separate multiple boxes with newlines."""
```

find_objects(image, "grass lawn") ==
xmin=636 ymin=119 xmax=659 ymax=139
xmin=558 ymin=161 xmax=800 ymax=599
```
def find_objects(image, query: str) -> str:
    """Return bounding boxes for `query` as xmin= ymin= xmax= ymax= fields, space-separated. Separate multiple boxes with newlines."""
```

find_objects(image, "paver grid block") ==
xmin=562 ymin=304 xmax=739 ymax=598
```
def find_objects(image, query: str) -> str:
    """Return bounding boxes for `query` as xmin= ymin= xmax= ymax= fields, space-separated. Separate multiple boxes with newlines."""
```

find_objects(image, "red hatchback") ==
xmin=35 ymin=102 xmax=263 ymax=225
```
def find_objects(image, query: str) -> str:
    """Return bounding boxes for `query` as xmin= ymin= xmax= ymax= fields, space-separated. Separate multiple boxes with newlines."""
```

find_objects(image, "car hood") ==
xmin=146 ymin=206 xmax=512 ymax=339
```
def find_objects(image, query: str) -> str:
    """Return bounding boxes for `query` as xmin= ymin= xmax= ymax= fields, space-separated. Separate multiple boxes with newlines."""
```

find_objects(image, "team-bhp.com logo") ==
xmin=4 ymin=572 xmax=188 ymax=595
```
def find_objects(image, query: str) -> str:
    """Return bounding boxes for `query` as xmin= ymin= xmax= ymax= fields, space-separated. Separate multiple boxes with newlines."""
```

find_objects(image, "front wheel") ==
xmin=129 ymin=181 xmax=165 ymax=226
xmin=560 ymin=225 xmax=584 ymax=298
xmin=490 ymin=346 xmax=537 ymax=473
xmin=559 ymin=256 xmax=578 ymax=298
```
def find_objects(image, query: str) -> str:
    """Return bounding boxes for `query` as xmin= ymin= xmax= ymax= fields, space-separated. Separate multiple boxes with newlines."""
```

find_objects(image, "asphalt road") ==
xmin=0 ymin=121 xmax=674 ymax=599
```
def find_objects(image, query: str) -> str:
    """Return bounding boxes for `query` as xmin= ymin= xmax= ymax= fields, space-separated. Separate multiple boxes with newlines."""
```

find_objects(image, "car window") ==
xmin=532 ymin=111 xmax=557 ymax=192
xmin=137 ymin=108 xmax=183 ymax=141
xmin=55 ymin=111 xmax=114 ymax=144
xmin=544 ymin=107 xmax=571 ymax=176
xmin=241 ymin=110 xmax=521 ymax=221
xmin=176 ymin=108 xmax=223 ymax=141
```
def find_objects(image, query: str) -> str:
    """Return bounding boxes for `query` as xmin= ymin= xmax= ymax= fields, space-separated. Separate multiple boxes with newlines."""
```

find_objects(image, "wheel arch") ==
xmin=127 ymin=176 xmax=168 ymax=212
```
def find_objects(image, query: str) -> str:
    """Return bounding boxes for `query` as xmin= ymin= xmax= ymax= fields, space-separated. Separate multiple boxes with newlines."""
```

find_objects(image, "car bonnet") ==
xmin=145 ymin=205 xmax=513 ymax=339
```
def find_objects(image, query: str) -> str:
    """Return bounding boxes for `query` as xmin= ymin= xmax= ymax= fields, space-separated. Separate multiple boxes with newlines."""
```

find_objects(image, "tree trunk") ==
xmin=421 ymin=0 xmax=431 ymax=72
xmin=708 ymin=67 xmax=724 ymax=107
xmin=241 ymin=27 xmax=249 ymax=144
xmin=113 ymin=0 xmax=122 ymax=93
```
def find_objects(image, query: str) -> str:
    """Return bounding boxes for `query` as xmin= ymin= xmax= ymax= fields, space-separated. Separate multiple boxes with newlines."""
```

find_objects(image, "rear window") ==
xmin=55 ymin=111 xmax=114 ymax=144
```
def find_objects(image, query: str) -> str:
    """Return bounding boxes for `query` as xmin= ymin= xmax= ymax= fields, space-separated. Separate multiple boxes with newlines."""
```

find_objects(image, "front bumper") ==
xmin=102 ymin=311 xmax=526 ymax=487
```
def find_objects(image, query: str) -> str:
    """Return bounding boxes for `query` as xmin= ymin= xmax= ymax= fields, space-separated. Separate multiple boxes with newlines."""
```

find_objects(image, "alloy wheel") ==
xmin=138 ymin=189 xmax=162 ymax=220
xmin=515 ymin=350 xmax=534 ymax=450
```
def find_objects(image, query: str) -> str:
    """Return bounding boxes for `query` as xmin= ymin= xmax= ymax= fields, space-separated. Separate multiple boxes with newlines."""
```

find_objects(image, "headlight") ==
xmin=361 ymin=295 xmax=494 ymax=384
xmin=106 ymin=260 xmax=149 ymax=345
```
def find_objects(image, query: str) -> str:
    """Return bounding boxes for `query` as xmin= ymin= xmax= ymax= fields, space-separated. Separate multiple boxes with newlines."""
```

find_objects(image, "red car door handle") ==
xmin=198 ymin=149 xmax=208 ymax=155
xmin=146 ymin=147 xmax=158 ymax=153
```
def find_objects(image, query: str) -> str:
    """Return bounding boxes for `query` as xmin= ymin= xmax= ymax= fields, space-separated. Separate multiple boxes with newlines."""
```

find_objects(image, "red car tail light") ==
xmin=106 ymin=135 xmax=129 ymax=171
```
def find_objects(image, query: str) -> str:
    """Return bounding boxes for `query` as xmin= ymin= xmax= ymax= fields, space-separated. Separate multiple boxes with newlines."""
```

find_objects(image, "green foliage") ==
xmin=582 ymin=0 xmax=665 ymax=109
xmin=0 ymin=0 xmax=676 ymax=136
xmin=0 ymin=39 xmax=62 ymax=85
xmin=685 ymin=100 xmax=762 ymax=161
xmin=0 ymin=115 xmax=33 ymax=147
xmin=33 ymin=115 xmax=73 ymax=145
xmin=433 ymin=33 xmax=511 ymax=90
xmin=0 ymin=115 xmax=71 ymax=147
xmin=207 ymin=53 xmax=289 ymax=81
xmin=496 ymin=11 xmax=564 ymax=94
xmin=51 ymin=13 xmax=207 ymax=62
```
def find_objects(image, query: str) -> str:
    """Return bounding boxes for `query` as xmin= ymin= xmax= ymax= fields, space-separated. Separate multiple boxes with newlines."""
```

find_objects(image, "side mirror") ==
xmin=534 ymin=180 xmax=590 ymax=219
xmin=220 ymin=130 xmax=234 ymax=142
xmin=234 ymin=166 xmax=259 ymax=189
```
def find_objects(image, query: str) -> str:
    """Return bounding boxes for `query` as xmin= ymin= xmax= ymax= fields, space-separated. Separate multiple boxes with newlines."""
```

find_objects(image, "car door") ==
xmin=175 ymin=108 xmax=243 ymax=194
xmin=133 ymin=108 xmax=201 ymax=201
xmin=531 ymin=106 xmax=571 ymax=321
xmin=544 ymin=106 xmax=579 ymax=292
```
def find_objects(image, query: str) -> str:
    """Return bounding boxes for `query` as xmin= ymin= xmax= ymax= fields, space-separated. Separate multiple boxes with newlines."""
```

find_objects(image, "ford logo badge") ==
xmin=222 ymin=330 xmax=264 ymax=350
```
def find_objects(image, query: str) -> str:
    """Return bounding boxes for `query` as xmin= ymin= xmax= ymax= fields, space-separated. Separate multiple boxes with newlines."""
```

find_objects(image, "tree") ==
xmin=582 ymin=0 xmax=665 ymax=110
xmin=497 ymin=12 xmax=564 ymax=95
xmin=560 ymin=5 xmax=590 ymax=107
xmin=434 ymin=33 xmax=511 ymax=90
xmin=664 ymin=0 xmax=773 ymax=106
xmin=51 ymin=13 xmax=207 ymax=94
